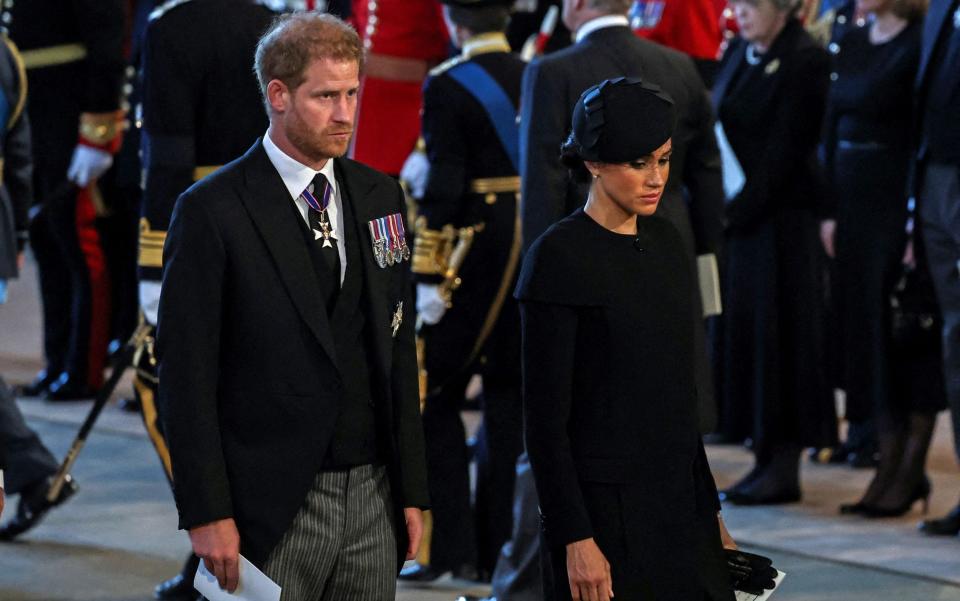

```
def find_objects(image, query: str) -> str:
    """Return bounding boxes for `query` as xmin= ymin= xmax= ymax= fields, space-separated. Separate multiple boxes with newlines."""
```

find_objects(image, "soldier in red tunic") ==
xmin=349 ymin=0 xmax=450 ymax=176
xmin=631 ymin=0 xmax=726 ymax=85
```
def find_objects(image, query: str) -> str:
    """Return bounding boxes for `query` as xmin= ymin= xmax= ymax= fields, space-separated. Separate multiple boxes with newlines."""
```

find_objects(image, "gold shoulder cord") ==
xmin=2 ymin=35 xmax=28 ymax=131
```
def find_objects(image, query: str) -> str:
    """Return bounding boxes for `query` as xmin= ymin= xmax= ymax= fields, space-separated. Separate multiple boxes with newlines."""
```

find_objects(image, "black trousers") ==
xmin=0 ymin=375 xmax=58 ymax=494
xmin=29 ymin=179 xmax=111 ymax=389
xmin=421 ymin=368 xmax=523 ymax=573
xmin=919 ymin=162 xmax=960 ymax=462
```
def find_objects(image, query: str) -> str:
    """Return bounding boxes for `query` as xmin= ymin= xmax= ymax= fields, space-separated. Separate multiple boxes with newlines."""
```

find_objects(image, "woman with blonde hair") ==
xmin=713 ymin=0 xmax=835 ymax=505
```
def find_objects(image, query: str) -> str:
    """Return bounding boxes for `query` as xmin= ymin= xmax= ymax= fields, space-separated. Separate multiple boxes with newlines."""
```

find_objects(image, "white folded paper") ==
xmin=697 ymin=254 xmax=723 ymax=318
xmin=714 ymin=122 xmax=745 ymax=201
xmin=194 ymin=554 xmax=281 ymax=601
xmin=735 ymin=570 xmax=786 ymax=601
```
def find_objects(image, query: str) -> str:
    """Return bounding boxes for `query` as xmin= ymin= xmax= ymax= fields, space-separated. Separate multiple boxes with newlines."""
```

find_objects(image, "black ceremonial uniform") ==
xmin=6 ymin=0 xmax=125 ymax=398
xmin=138 ymin=0 xmax=273 ymax=299
xmin=137 ymin=2 xmax=272 ymax=597
xmin=0 ymin=35 xmax=31 ymax=280
xmin=412 ymin=32 xmax=525 ymax=576
xmin=138 ymin=0 xmax=272 ymax=475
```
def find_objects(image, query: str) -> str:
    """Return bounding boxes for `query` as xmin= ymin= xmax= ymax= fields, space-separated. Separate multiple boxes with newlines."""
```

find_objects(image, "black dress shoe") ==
xmin=0 ymin=475 xmax=78 ymax=540
xmin=398 ymin=563 xmax=449 ymax=582
xmin=155 ymin=554 xmax=201 ymax=600
xmin=17 ymin=370 xmax=57 ymax=397
xmin=45 ymin=373 xmax=96 ymax=401
xmin=839 ymin=501 xmax=869 ymax=515
xmin=721 ymin=488 xmax=801 ymax=506
xmin=918 ymin=505 xmax=960 ymax=536
xmin=154 ymin=573 xmax=199 ymax=600
xmin=119 ymin=397 xmax=142 ymax=413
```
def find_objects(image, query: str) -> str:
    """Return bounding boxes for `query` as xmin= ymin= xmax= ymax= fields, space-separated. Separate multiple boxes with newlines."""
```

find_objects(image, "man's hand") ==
xmin=404 ymin=507 xmax=424 ymax=560
xmin=566 ymin=537 xmax=613 ymax=601
xmin=189 ymin=518 xmax=240 ymax=593
xmin=718 ymin=513 xmax=737 ymax=550
xmin=416 ymin=283 xmax=447 ymax=325
xmin=819 ymin=219 xmax=836 ymax=259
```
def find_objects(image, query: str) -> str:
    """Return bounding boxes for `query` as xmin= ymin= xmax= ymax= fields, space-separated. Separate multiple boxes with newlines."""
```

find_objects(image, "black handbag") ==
xmin=889 ymin=265 xmax=942 ymax=353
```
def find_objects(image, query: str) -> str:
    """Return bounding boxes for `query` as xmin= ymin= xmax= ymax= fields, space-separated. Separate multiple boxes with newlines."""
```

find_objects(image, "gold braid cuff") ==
xmin=412 ymin=219 xmax=457 ymax=276
xmin=138 ymin=218 xmax=166 ymax=268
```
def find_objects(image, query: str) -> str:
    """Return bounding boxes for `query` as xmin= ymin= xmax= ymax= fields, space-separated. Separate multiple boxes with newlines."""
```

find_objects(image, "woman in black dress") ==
xmin=821 ymin=0 xmax=945 ymax=517
xmin=712 ymin=0 xmax=835 ymax=505
xmin=517 ymin=78 xmax=736 ymax=601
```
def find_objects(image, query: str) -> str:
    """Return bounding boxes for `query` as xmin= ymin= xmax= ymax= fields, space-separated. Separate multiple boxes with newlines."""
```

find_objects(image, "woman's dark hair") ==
xmin=560 ymin=136 xmax=593 ymax=183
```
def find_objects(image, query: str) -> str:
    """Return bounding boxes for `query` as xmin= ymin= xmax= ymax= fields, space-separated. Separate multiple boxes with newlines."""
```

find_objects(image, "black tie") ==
xmin=305 ymin=173 xmax=341 ymax=285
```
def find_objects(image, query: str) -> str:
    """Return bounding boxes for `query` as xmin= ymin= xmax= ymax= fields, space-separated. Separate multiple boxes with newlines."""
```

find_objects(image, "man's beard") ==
xmin=286 ymin=119 xmax=352 ymax=164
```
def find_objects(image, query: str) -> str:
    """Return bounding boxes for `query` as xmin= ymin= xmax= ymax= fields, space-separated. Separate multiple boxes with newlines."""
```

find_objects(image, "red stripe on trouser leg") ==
xmin=75 ymin=187 xmax=111 ymax=389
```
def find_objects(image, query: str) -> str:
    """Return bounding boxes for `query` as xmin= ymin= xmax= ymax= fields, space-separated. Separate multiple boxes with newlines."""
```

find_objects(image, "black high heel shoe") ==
xmin=839 ymin=500 xmax=870 ymax=515
xmin=862 ymin=477 xmax=931 ymax=518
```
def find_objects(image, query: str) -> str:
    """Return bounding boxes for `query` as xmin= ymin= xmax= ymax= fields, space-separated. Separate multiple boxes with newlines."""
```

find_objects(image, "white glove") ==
xmin=139 ymin=281 xmax=161 ymax=326
xmin=67 ymin=145 xmax=113 ymax=187
xmin=400 ymin=150 xmax=430 ymax=199
xmin=416 ymin=283 xmax=447 ymax=325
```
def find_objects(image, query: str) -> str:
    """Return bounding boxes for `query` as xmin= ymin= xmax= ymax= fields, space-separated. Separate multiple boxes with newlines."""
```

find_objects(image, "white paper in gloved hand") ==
xmin=67 ymin=145 xmax=113 ymax=187
xmin=416 ymin=283 xmax=447 ymax=325
xmin=400 ymin=150 xmax=429 ymax=199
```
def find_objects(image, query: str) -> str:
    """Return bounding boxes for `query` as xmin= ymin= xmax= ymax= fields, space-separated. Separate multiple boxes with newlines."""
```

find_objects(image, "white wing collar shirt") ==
xmin=575 ymin=14 xmax=630 ymax=44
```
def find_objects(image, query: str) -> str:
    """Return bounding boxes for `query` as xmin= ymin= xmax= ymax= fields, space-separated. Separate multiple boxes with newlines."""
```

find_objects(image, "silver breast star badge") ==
xmin=391 ymin=301 xmax=403 ymax=337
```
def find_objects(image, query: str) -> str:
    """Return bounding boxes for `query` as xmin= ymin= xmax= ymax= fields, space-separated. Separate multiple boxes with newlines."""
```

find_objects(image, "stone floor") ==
xmin=2 ymin=258 xmax=960 ymax=601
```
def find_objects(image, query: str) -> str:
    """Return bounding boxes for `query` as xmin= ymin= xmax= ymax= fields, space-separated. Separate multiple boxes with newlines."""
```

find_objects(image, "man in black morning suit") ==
xmin=914 ymin=0 xmax=960 ymax=538
xmin=157 ymin=13 xmax=427 ymax=600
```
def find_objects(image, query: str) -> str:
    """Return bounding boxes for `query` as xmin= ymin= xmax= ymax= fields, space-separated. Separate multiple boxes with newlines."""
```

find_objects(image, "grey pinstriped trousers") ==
xmin=262 ymin=464 xmax=397 ymax=601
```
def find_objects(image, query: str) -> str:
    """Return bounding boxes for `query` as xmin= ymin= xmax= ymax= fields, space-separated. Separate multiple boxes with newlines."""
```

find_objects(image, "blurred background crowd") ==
xmin=0 ymin=0 xmax=957 ymax=600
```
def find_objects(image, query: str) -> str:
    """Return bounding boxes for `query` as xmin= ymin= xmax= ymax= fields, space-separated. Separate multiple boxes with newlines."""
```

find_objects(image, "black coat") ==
xmin=712 ymin=21 xmax=836 ymax=449
xmin=518 ymin=24 xmax=724 ymax=432
xmin=516 ymin=209 xmax=731 ymax=601
xmin=912 ymin=0 xmax=960 ymax=173
xmin=157 ymin=141 xmax=429 ymax=568
xmin=0 ymin=37 xmax=32 ymax=280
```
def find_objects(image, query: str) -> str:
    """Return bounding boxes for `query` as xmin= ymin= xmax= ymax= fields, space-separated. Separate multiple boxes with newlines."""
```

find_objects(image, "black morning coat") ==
xmin=516 ymin=210 xmax=733 ymax=601
xmin=156 ymin=140 xmax=429 ymax=569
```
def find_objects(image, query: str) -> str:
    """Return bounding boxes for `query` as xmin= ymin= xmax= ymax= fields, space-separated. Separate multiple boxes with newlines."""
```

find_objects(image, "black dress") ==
xmin=516 ymin=209 xmax=733 ymax=601
xmin=823 ymin=21 xmax=944 ymax=416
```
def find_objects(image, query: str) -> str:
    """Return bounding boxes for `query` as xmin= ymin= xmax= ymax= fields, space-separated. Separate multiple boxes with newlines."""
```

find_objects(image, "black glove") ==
xmin=725 ymin=549 xmax=777 ymax=595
